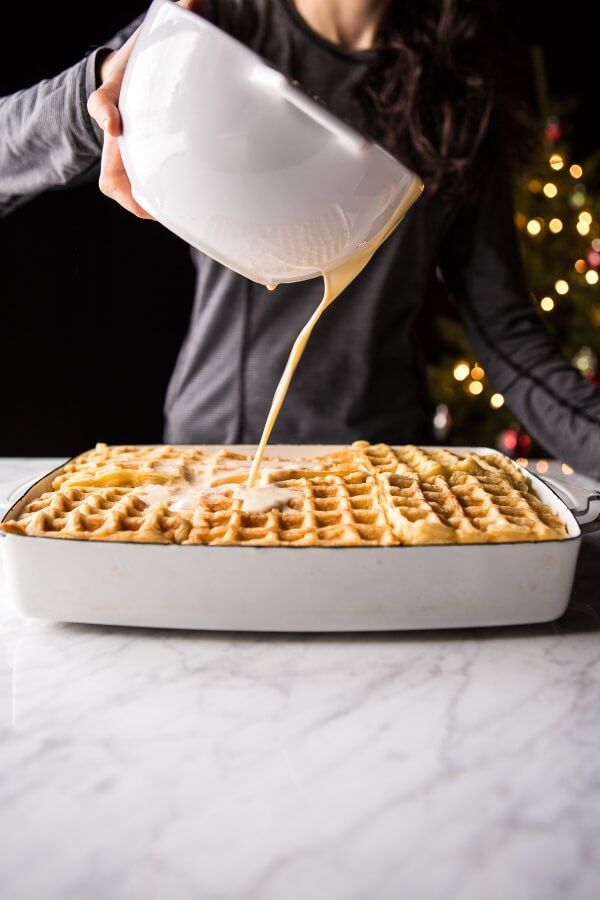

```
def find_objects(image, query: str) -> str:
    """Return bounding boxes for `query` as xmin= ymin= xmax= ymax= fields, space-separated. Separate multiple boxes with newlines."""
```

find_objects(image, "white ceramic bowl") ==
xmin=118 ymin=0 xmax=423 ymax=286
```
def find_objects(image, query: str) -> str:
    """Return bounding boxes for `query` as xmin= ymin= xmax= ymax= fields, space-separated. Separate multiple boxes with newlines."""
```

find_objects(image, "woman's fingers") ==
xmin=87 ymin=8 xmax=212 ymax=220
xmin=87 ymin=84 xmax=122 ymax=137
xmin=98 ymin=133 xmax=153 ymax=219
xmin=178 ymin=0 xmax=205 ymax=12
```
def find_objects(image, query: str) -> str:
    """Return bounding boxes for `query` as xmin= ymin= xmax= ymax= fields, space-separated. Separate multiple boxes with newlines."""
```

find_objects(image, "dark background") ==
xmin=1 ymin=2 xmax=596 ymax=455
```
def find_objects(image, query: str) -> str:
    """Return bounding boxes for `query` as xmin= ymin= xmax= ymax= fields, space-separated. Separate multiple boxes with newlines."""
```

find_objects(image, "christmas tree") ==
xmin=428 ymin=52 xmax=599 ymax=462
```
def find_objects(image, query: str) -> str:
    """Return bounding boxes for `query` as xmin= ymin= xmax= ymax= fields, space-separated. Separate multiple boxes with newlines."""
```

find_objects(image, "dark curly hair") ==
xmin=357 ymin=0 xmax=534 ymax=195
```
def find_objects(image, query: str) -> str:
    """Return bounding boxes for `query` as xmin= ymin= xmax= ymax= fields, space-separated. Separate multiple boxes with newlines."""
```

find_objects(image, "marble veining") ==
xmin=1 ymin=458 xmax=599 ymax=900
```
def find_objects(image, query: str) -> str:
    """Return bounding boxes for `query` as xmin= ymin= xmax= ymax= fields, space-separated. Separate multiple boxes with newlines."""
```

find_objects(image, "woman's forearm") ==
xmin=0 ymin=17 xmax=142 ymax=217
xmin=439 ymin=165 xmax=600 ymax=477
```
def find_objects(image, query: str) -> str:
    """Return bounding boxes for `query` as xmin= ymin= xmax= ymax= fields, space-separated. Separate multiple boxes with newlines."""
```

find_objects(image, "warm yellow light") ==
xmin=490 ymin=393 xmax=504 ymax=409
xmin=514 ymin=211 xmax=526 ymax=228
xmin=561 ymin=463 xmax=574 ymax=475
xmin=586 ymin=270 xmax=599 ymax=285
xmin=543 ymin=182 xmax=558 ymax=198
xmin=536 ymin=460 xmax=549 ymax=474
xmin=575 ymin=347 xmax=589 ymax=366
xmin=540 ymin=297 xmax=555 ymax=312
xmin=471 ymin=365 xmax=485 ymax=381
xmin=453 ymin=362 xmax=470 ymax=382
xmin=579 ymin=211 xmax=592 ymax=224
xmin=577 ymin=220 xmax=590 ymax=236
xmin=569 ymin=164 xmax=583 ymax=179
xmin=527 ymin=219 xmax=542 ymax=235
xmin=549 ymin=218 xmax=563 ymax=234
xmin=574 ymin=259 xmax=587 ymax=274
xmin=468 ymin=381 xmax=483 ymax=395
xmin=555 ymin=280 xmax=569 ymax=295
xmin=549 ymin=154 xmax=563 ymax=170
xmin=516 ymin=457 xmax=529 ymax=467
xmin=528 ymin=179 xmax=542 ymax=193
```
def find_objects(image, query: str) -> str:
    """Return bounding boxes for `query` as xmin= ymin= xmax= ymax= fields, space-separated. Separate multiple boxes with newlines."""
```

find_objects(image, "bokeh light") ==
xmin=453 ymin=361 xmax=470 ymax=382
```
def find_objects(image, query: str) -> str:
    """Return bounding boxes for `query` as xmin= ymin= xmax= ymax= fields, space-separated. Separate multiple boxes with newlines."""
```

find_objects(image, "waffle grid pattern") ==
xmin=1 ymin=442 xmax=568 ymax=546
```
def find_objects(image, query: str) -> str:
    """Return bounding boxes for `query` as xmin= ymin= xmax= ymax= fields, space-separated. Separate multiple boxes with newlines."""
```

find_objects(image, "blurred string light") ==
xmin=433 ymin=403 xmax=451 ymax=437
xmin=453 ymin=361 xmax=470 ymax=381
xmin=516 ymin=457 xmax=529 ymax=467
xmin=561 ymin=463 xmax=574 ymax=475
xmin=574 ymin=347 xmax=594 ymax=372
xmin=577 ymin=220 xmax=590 ymax=236
xmin=536 ymin=460 xmax=549 ymax=474
xmin=449 ymin=140 xmax=596 ymax=451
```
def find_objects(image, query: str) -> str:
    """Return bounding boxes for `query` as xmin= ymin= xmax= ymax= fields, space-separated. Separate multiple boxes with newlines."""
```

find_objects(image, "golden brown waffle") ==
xmin=1 ymin=442 xmax=568 ymax=546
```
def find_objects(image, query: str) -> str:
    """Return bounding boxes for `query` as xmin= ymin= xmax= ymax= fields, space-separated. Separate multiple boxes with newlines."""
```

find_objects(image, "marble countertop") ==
xmin=1 ymin=457 xmax=599 ymax=900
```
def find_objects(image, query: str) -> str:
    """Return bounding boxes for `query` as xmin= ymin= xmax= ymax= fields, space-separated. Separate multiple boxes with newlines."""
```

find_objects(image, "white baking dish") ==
xmin=1 ymin=447 xmax=598 ymax=631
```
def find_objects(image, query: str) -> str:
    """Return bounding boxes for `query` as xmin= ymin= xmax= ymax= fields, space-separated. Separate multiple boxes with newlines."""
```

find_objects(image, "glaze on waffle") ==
xmin=1 ymin=442 xmax=568 ymax=546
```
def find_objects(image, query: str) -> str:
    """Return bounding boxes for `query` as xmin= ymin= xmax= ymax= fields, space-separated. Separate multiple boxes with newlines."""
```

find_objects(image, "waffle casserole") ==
xmin=1 ymin=442 xmax=568 ymax=546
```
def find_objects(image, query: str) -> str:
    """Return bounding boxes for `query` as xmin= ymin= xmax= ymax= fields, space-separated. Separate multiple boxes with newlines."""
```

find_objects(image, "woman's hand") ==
xmin=87 ymin=1 xmax=204 ymax=219
xmin=87 ymin=29 xmax=151 ymax=218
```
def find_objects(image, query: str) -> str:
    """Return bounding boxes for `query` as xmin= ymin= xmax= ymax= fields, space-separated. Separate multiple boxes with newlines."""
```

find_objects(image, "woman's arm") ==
xmin=438 ymin=165 xmax=600 ymax=478
xmin=0 ymin=17 xmax=143 ymax=217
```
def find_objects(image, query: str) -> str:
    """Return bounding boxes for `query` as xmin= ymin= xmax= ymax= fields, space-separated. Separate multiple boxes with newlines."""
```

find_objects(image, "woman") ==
xmin=2 ymin=0 xmax=599 ymax=476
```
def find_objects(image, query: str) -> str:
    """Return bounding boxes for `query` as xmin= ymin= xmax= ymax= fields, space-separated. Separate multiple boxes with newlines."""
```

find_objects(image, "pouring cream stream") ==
xmin=245 ymin=178 xmax=424 ymax=491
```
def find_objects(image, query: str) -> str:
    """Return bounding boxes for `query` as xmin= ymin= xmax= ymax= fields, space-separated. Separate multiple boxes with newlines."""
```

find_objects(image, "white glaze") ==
xmin=231 ymin=484 xmax=302 ymax=514
xmin=136 ymin=471 xmax=303 ymax=514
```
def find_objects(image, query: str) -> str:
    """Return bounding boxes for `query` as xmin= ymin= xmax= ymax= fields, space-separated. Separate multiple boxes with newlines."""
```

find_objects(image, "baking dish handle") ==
xmin=0 ymin=476 xmax=41 ymax=519
xmin=538 ymin=474 xmax=600 ymax=535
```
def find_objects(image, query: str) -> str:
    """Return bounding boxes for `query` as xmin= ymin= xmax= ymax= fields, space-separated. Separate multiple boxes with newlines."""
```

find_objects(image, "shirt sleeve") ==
xmin=438 ymin=164 xmax=600 ymax=478
xmin=0 ymin=16 xmax=143 ymax=217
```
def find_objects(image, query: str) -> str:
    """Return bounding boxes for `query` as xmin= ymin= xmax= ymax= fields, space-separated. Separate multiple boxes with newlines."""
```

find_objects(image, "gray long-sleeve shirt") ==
xmin=2 ymin=0 xmax=600 ymax=477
